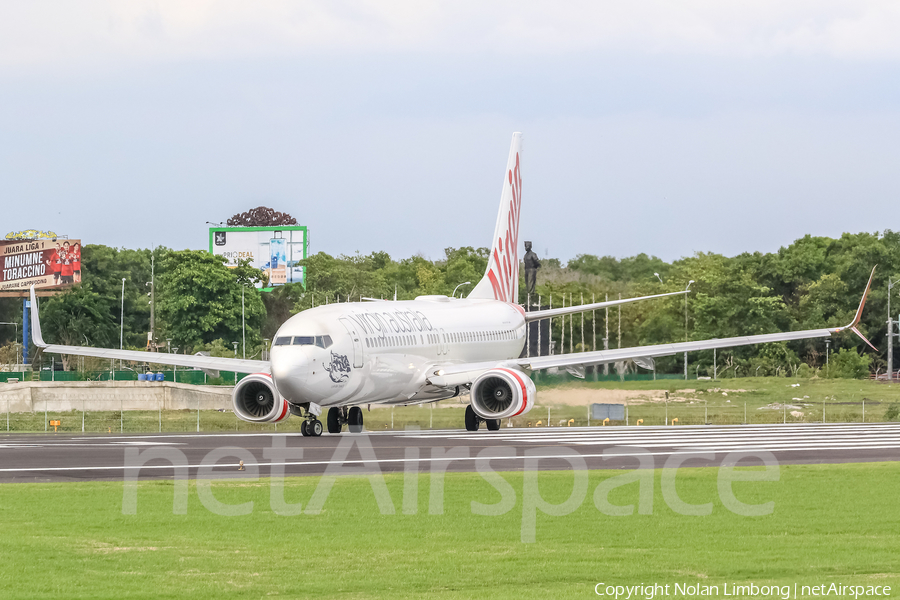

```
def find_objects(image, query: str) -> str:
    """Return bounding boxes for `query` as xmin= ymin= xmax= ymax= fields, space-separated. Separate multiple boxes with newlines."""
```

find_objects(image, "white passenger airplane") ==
xmin=31 ymin=133 xmax=876 ymax=436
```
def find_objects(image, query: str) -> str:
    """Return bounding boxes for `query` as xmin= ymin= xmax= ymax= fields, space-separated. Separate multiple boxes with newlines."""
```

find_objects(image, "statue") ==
xmin=523 ymin=241 xmax=541 ymax=297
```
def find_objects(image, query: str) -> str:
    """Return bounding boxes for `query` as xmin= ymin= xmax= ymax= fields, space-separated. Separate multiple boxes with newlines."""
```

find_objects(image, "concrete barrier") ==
xmin=0 ymin=381 xmax=233 ymax=413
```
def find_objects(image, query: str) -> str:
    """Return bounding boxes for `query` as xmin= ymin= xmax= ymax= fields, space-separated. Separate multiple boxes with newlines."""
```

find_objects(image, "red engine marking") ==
xmin=498 ymin=368 xmax=530 ymax=416
xmin=275 ymin=399 xmax=289 ymax=422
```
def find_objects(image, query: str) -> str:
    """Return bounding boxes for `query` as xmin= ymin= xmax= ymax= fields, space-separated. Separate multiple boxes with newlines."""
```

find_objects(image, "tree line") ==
xmin=1 ymin=230 xmax=896 ymax=377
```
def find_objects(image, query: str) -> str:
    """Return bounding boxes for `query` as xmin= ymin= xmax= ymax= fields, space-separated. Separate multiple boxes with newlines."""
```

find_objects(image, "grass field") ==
xmin=4 ymin=377 xmax=900 ymax=433
xmin=1 ymin=463 xmax=899 ymax=599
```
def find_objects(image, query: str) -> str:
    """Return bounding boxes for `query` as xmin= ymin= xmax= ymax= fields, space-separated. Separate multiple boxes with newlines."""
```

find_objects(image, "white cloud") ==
xmin=2 ymin=1 xmax=900 ymax=71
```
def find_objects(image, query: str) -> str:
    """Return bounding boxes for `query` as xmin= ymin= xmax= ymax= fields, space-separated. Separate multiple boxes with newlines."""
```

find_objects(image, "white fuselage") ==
xmin=269 ymin=296 xmax=526 ymax=407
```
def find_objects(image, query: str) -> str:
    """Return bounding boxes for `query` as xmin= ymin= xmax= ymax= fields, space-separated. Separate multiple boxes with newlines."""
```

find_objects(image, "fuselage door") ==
xmin=439 ymin=328 xmax=448 ymax=355
xmin=338 ymin=317 xmax=364 ymax=368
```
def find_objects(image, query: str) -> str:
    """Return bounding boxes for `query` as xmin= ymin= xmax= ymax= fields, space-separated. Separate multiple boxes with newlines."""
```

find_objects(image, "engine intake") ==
xmin=470 ymin=368 xmax=535 ymax=420
xmin=232 ymin=373 xmax=291 ymax=423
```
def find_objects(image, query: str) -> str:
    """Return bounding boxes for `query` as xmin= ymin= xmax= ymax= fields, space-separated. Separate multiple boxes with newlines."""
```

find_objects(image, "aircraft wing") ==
xmin=29 ymin=286 xmax=270 ymax=374
xmin=520 ymin=266 xmax=876 ymax=375
xmin=428 ymin=266 xmax=876 ymax=386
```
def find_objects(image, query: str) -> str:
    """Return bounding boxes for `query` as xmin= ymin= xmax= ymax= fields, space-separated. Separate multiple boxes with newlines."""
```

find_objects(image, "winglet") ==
xmin=29 ymin=285 xmax=47 ymax=348
xmin=831 ymin=266 xmax=877 ymax=351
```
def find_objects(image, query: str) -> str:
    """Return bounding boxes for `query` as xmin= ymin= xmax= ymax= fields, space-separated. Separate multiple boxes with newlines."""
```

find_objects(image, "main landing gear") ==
xmin=324 ymin=406 xmax=365 ymax=434
xmin=465 ymin=405 xmax=501 ymax=432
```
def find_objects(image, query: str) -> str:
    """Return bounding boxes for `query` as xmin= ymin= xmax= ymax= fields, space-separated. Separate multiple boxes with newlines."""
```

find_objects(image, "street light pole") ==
xmin=149 ymin=252 xmax=155 ymax=351
xmin=889 ymin=277 xmax=900 ymax=382
xmin=242 ymin=286 xmax=246 ymax=360
xmin=684 ymin=280 xmax=694 ymax=380
xmin=120 ymin=277 xmax=126 ymax=370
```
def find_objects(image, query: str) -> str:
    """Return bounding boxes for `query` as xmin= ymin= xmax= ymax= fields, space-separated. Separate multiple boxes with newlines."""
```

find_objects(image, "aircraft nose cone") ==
xmin=271 ymin=349 xmax=310 ymax=402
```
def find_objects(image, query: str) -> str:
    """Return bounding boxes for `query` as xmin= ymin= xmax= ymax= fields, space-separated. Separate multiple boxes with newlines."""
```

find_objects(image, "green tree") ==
xmin=157 ymin=252 xmax=266 ymax=353
xmin=38 ymin=285 xmax=118 ymax=370
xmin=825 ymin=348 xmax=872 ymax=379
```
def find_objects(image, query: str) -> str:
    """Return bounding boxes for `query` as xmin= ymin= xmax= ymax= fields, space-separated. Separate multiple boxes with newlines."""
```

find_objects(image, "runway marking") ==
xmin=1 ymin=446 xmax=899 ymax=475
xmin=1 ymin=423 xmax=898 ymax=477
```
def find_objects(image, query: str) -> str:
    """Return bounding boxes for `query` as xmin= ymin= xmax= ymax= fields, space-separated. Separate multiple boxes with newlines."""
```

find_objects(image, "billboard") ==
xmin=209 ymin=226 xmax=306 ymax=288
xmin=0 ymin=238 xmax=83 ymax=293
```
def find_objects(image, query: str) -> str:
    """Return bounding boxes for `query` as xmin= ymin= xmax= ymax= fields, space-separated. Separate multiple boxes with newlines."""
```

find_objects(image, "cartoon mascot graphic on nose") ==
xmin=324 ymin=350 xmax=351 ymax=383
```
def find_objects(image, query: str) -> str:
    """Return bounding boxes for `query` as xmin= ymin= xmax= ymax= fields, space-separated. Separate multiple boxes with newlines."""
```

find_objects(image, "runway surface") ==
xmin=2 ymin=422 xmax=900 ymax=483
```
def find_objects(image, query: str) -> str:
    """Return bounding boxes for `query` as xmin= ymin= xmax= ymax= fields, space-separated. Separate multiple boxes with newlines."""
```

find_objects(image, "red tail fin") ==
xmin=468 ymin=133 xmax=523 ymax=303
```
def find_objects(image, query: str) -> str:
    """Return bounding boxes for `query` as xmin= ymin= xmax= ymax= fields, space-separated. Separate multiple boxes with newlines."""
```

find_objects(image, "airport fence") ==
xmin=1 ymin=399 xmax=896 ymax=434
xmin=0 ymin=370 xmax=248 ymax=385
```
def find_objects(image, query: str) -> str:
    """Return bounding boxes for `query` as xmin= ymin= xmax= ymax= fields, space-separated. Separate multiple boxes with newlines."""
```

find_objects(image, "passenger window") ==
xmin=274 ymin=336 xmax=292 ymax=346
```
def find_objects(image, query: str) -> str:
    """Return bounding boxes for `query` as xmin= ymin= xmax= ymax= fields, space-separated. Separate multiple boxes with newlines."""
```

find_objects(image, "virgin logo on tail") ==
xmin=486 ymin=153 xmax=522 ymax=303
xmin=467 ymin=132 xmax=524 ymax=305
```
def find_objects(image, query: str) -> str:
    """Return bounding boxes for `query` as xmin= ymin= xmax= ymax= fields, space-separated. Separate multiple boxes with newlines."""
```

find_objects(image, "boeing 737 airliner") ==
xmin=30 ymin=133 xmax=876 ymax=436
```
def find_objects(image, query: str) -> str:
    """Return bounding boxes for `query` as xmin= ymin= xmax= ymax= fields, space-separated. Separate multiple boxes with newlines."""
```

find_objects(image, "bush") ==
xmin=824 ymin=349 xmax=872 ymax=379
xmin=885 ymin=403 xmax=900 ymax=422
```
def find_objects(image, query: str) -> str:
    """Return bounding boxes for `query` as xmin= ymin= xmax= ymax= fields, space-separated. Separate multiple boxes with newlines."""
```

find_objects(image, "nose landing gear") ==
xmin=300 ymin=418 xmax=323 ymax=437
xmin=296 ymin=402 xmax=325 ymax=437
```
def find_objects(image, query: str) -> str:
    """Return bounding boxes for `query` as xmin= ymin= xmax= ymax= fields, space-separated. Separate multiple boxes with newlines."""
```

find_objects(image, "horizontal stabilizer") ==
xmin=524 ymin=290 xmax=688 ymax=322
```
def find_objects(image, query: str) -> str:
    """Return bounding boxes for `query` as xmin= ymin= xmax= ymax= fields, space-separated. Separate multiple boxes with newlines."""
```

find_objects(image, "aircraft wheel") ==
xmin=300 ymin=420 xmax=310 ymax=436
xmin=348 ymin=406 xmax=364 ymax=433
xmin=309 ymin=419 xmax=324 ymax=437
xmin=327 ymin=407 xmax=342 ymax=434
xmin=465 ymin=405 xmax=480 ymax=432
xmin=486 ymin=418 xmax=501 ymax=431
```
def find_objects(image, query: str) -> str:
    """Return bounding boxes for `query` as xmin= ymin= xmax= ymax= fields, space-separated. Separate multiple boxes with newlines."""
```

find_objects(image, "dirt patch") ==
xmin=537 ymin=388 xmax=700 ymax=406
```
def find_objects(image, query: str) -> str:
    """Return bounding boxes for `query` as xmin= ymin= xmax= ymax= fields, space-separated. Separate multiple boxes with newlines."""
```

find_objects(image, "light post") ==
xmin=684 ymin=280 xmax=694 ymax=380
xmin=263 ymin=339 xmax=270 ymax=361
xmin=241 ymin=286 xmax=246 ymax=360
xmin=119 ymin=278 xmax=126 ymax=370
xmin=825 ymin=338 xmax=831 ymax=370
xmin=0 ymin=323 xmax=18 ymax=367
xmin=713 ymin=347 xmax=717 ymax=380
xmin=232 ymin=341 xmax=239 ymax=385
xmin=654 ymin=272 xmax=663 ymax=284
xmin=147 ymin=251 xmax=155 ymax=351
xmin=756 ymin=365 xmax=761 ymax=377
xmin=888 ymin=277 xmax=900 ymax=382
xmin=452 ymin=281 xmax=471 ymax=298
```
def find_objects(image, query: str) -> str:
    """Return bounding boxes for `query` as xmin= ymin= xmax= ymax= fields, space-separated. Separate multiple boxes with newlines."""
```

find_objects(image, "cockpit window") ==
xmin=278 ymin=335 xmax=334 ymax=347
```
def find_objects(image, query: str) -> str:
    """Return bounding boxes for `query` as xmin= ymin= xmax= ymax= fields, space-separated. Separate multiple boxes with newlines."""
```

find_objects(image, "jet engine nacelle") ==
xmin=232 ymin=373 xmax=291 ymax=423
xmin=469 ymin=368 xmax=535 ymax=420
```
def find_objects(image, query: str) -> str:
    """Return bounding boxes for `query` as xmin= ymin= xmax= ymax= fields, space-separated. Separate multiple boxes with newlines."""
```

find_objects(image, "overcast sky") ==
xmin=2 ymin=1 xmax=899 ymax=264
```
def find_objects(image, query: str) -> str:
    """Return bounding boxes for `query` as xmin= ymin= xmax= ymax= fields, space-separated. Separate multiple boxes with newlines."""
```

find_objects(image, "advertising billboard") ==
xmin=0 ymin=238 xmax=83 ymax=293
xmin=209 ymin=226 xmax=306 ymax=288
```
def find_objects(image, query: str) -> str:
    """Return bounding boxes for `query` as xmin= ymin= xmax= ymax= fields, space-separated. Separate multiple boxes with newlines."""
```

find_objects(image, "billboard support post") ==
xmin=22 ymin=299 xmax=29 ymax=366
